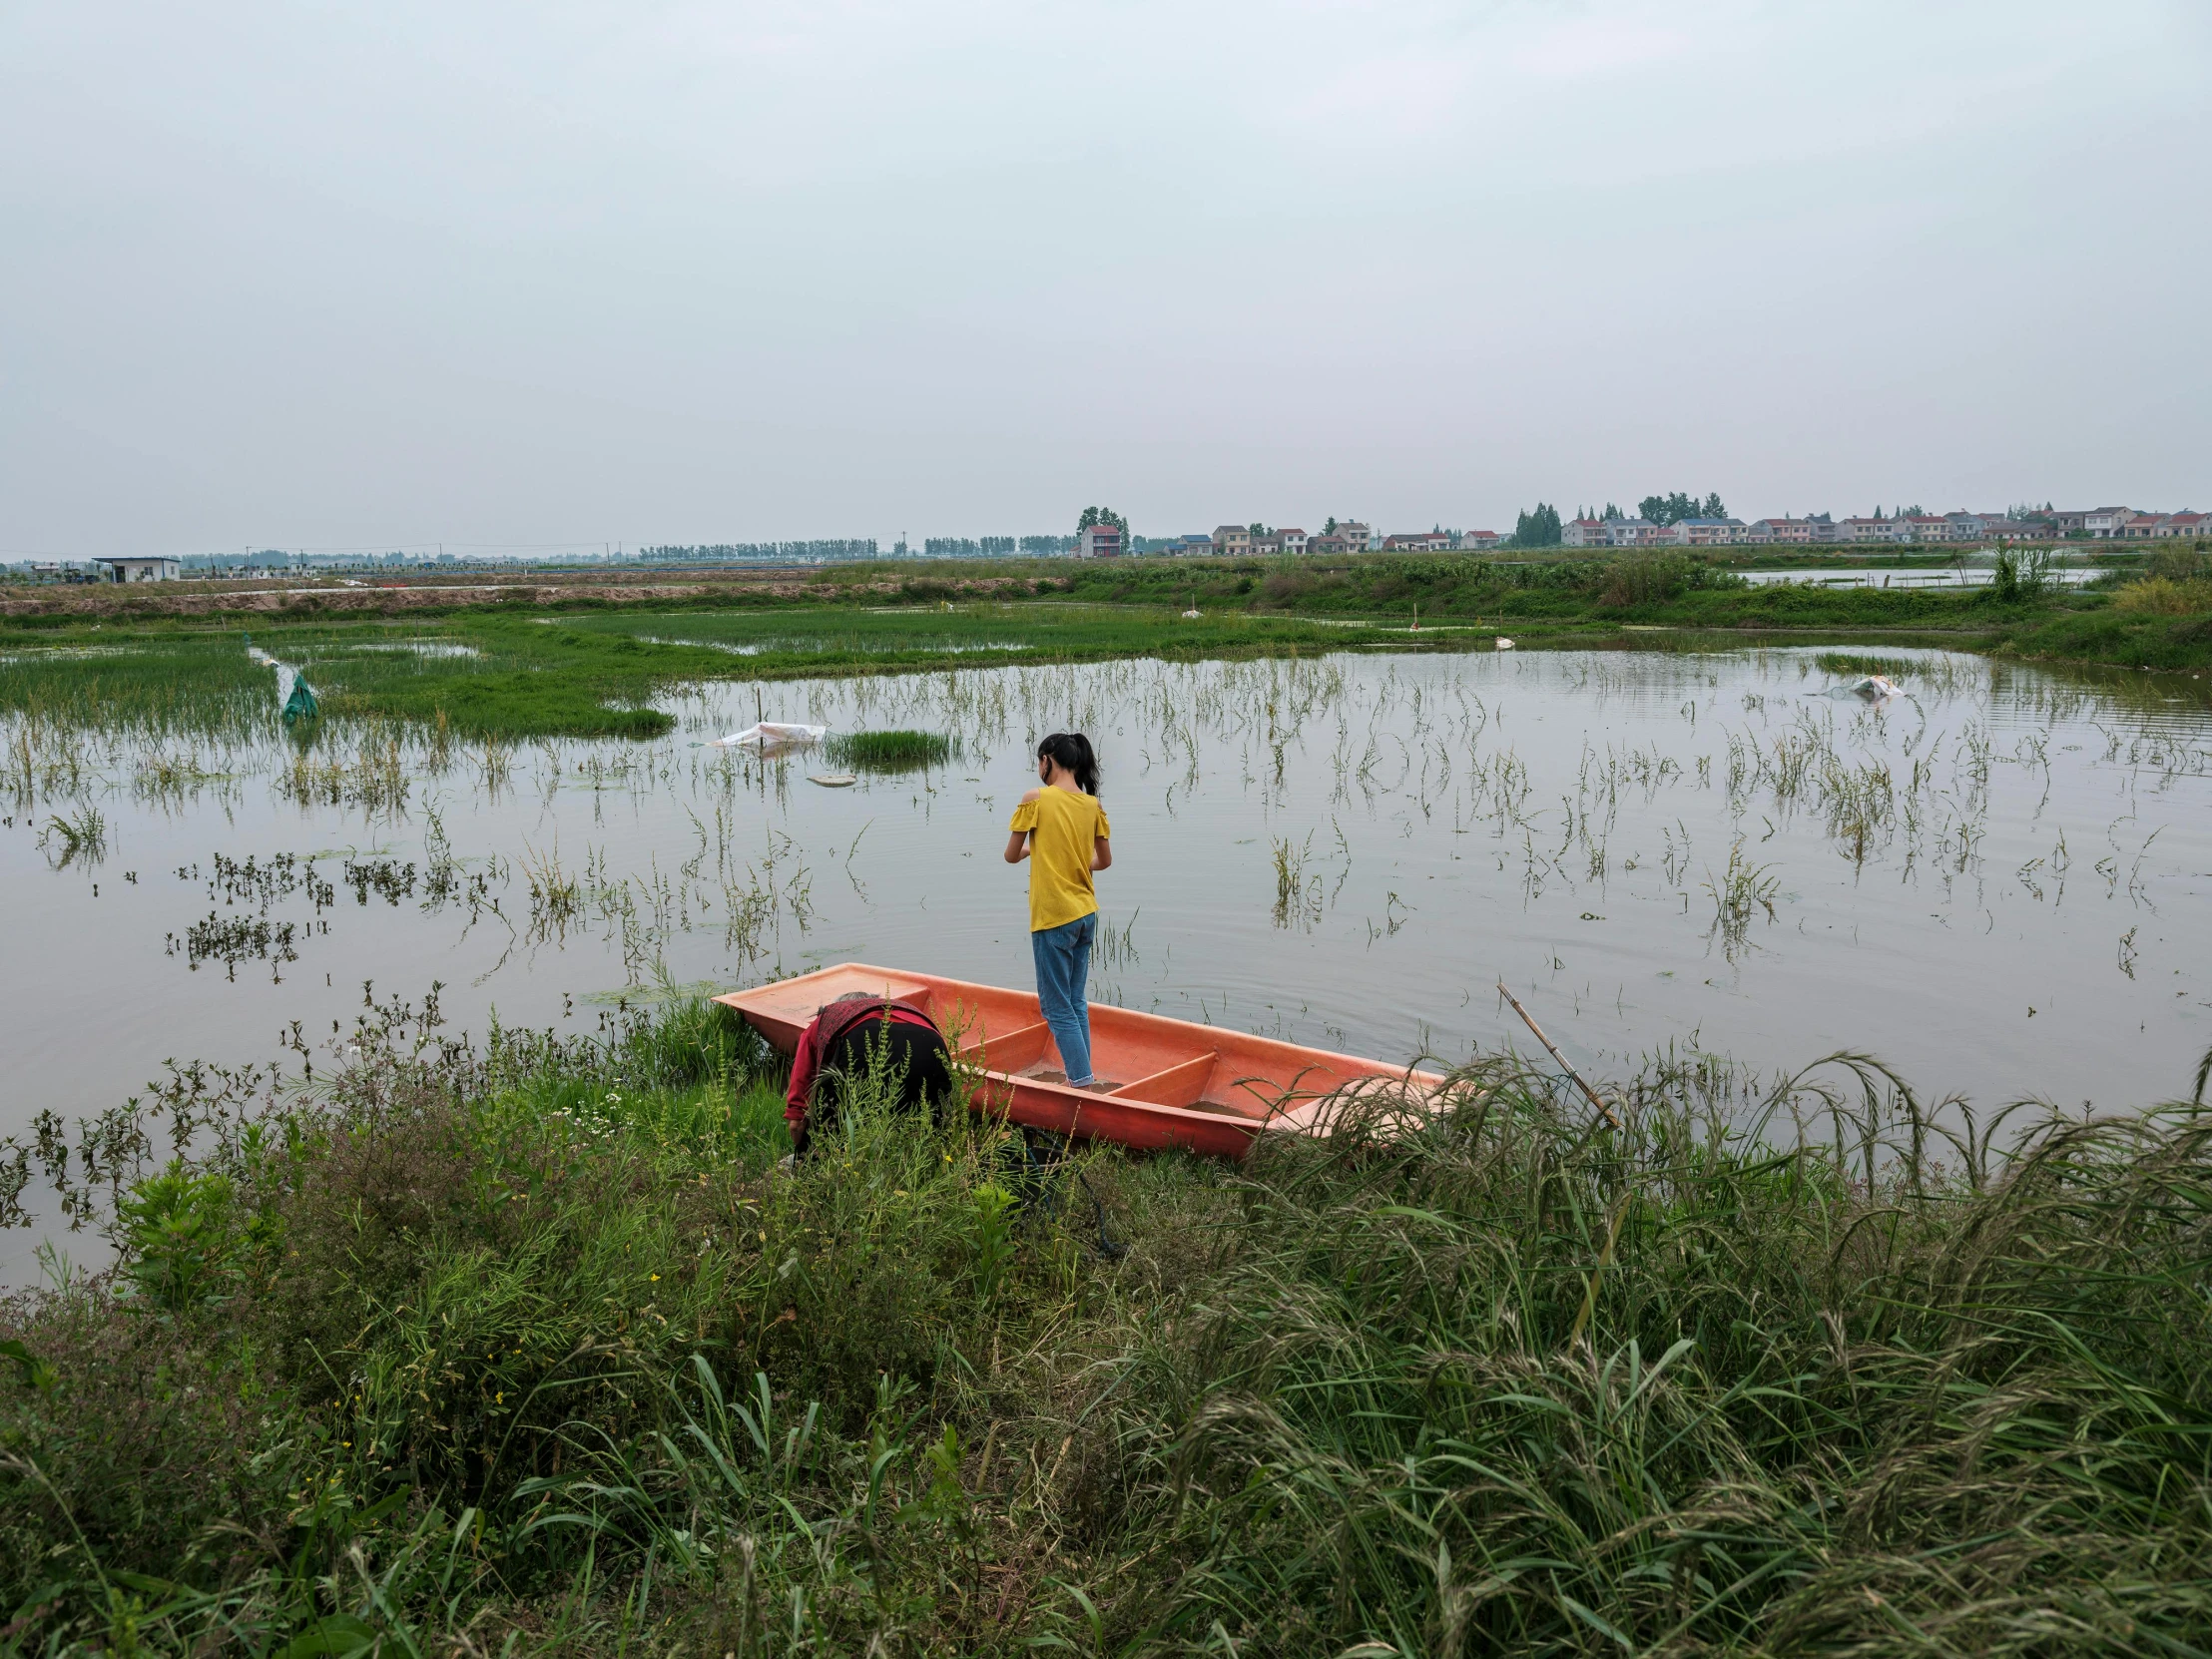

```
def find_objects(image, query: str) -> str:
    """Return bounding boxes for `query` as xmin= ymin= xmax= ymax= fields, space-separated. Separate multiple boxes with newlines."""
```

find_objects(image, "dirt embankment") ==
xmin=0 ymin=568 xmax=1057 ymax=621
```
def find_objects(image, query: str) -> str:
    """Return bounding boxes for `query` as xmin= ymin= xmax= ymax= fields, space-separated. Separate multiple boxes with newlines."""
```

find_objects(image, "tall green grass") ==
xmin=1814 ymin=649 xmax=1916 ymax=678
xmin=823 ymin=729 xmax=958 ymax=772
xmin=4 ymin=1004 xmax=2211 ymax=1653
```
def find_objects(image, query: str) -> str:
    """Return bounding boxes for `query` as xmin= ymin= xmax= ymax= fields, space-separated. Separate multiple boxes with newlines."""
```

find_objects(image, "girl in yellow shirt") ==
xmin=1002 ymin=733 xmax=1113 ymax=1087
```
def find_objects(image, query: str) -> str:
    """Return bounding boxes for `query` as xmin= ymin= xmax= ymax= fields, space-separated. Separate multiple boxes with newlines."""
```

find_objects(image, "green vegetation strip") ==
xmin=823 ymin=729 xmax=958 ymax=772
xmin=4 ymin=1003 xmax=2212 ymax=1652
xmin=4 ymin=543 xmax=2208 ymax=740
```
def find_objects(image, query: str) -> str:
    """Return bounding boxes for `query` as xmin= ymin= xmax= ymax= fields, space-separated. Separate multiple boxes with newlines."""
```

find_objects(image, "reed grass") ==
xmin=1814 ymin=649 xmax=1917 ymax=677
xmin=822 ymin=728 xmax=958 ymax=772
xmin=3 ymin=997 xmax=2211 ymax=1654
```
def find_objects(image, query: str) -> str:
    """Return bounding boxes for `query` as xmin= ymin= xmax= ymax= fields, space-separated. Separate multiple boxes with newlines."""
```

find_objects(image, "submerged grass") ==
xmin=0 ymin=611 xmax=1412 ymax=743
xmin=823 ymin=729 xmax=958 ymax=772
xmin=6 ymin=556 xmax=2208 ymax=745
xmin=4 ymin=996 xmax=2212 ymax=1655
xmin=1813 ymin=650 xmax=1917 ymax=678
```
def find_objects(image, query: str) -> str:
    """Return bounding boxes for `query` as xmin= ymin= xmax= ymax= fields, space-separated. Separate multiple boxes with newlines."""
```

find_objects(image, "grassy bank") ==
xmin=4 ymin=1000 xmax=2211 ymax=1654
xmin=4 ymin=550 xmax=2208 ymax=741
xmin=0 ymin=609 xmax=1414 ymax=741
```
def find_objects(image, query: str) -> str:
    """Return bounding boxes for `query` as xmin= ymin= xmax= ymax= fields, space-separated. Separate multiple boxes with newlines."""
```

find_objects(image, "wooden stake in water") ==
xmin=1496 ymin=982 xmax=1621 ymax=1130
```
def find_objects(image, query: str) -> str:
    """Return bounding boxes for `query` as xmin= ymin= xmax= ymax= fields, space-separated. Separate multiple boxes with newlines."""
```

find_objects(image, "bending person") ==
xmin=785 ymin=990 xmax=955 ymax=1157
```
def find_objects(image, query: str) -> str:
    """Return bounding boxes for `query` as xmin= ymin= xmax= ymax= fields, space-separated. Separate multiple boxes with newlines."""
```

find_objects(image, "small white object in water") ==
xmin=1182 ymin=609 xmax=1202 ymax=619
xmin=809 ymin=773 xmax=858 ymax=788
xmin=710 ymin=721 xmax=828 ymax=750
xmin=1495 ymin=637 xmax=1515 ymax=651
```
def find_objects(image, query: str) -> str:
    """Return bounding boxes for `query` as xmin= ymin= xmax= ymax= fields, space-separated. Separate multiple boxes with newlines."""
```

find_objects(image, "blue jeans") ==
xmin=1031 ymin=912 xmax=1097 ymax=1085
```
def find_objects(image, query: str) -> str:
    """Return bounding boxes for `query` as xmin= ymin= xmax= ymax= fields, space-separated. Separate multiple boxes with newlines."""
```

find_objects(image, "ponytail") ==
xmin=1037 ymin=732 xmax=1100 ymax=798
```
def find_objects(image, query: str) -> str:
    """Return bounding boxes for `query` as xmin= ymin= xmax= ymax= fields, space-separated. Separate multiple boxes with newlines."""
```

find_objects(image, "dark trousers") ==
xmin=797 ymin=1016 xmax=955 ymax=1156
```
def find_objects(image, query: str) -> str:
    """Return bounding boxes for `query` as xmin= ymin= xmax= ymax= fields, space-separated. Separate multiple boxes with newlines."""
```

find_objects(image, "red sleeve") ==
xmin=786 ymin=1017 xmax=824 ymax=1135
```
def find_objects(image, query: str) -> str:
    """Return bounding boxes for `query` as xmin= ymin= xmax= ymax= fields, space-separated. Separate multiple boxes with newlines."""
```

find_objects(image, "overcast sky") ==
xmin=4 ymin=1 xmax=2207 ymax=556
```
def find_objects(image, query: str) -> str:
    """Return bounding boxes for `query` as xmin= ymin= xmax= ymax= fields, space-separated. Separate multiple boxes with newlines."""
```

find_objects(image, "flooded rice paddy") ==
xmin=4 ymin=643 xmax=2210 ymax=1269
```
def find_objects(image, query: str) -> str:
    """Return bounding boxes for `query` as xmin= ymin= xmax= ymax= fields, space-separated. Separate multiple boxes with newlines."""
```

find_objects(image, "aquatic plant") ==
xmin=35 ymin=803 xmax=106 ymax=867
xmin=823 ymin=728 xmax=958 ymax=772
xmin=1702 ymin=836 xmax=1781 ymax=955
xmin=1813 ymin=650 xmax=1916 ymax=678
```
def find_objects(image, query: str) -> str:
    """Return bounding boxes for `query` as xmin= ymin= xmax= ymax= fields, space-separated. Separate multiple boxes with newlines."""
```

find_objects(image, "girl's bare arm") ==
xmin=1091 ymin=836 xmax=1112 ymax=872
xmin=1004 ymin=789 xmax=1040 ymax=863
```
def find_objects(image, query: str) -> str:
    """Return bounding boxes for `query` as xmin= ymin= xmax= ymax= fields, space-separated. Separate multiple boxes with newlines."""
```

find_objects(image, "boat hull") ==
xmin=715 ymin=962 xmax=1444 ymax=1158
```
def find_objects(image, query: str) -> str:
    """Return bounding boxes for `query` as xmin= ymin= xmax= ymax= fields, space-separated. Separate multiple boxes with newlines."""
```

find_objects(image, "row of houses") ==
xmin=1560 ymin=507 xmax=2207 ymax=549
xmin=1076 ymin=505 xmax=2208 ymax=560
xmin=1115 ymin=523 xmax=1510 ymax=558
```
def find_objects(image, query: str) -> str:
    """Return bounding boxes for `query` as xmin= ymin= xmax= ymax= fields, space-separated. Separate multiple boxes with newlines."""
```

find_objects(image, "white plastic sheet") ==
xmin=710 ymin=722 xmax=828 ymax=751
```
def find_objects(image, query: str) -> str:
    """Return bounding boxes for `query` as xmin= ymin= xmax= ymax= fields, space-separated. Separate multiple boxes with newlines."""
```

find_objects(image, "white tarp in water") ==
xmin=709 ymin=722 xmax=828 ymax=750
xmin=1819 ymin=675 xmax=1904 ymax=703
xmin=247 ymin=642 xmax=317 ymax=723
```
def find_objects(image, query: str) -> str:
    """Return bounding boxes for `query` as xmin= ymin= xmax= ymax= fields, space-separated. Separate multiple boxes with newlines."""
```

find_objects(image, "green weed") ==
xmin=823 ymin=728 xmax=958 ymax=772
xmin=8 ymin=996 xmax=2212 ymax=1654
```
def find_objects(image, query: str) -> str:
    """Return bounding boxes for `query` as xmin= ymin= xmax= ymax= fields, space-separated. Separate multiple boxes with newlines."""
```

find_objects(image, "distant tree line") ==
xmin=922 ymin=537 xmax=1020 ymax=556
xmin=1510 ymin=504 xmax=1562 ymax=547
xmin=1507 ymin=491 xmax=1728 ymax=548
xmin=1638 ymin=491 xmax=1728 ymax=525
xmin=640 ymin=542 xmax=880 ymax=561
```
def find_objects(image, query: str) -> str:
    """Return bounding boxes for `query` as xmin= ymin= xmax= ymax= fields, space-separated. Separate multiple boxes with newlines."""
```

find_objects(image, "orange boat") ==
xmin=716 ymin=961 xmax=1446 ymax=1159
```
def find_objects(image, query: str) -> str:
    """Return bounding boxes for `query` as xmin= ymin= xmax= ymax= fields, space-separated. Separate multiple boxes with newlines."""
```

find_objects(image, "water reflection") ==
xmin=3 ymin=644 xmax=2209 ymax=1267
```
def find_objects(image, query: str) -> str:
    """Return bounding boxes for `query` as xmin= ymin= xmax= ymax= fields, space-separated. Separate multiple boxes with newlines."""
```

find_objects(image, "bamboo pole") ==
xmin=1496 ymin=982 xmax=1621 ymax=1130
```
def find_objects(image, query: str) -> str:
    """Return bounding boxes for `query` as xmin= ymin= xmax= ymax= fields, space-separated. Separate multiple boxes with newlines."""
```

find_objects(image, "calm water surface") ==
xmin=5 ymin=647 xmax=2210 ymax=1271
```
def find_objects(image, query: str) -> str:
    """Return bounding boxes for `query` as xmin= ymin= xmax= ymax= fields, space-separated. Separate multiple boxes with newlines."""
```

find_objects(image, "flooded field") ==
xmin=5 ymin=643 xmax=2210 ymax=1269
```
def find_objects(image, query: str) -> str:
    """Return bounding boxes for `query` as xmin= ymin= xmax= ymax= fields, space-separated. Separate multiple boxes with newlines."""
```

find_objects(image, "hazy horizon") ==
xmin=5 ymin=0 xmax=2208 ymax=560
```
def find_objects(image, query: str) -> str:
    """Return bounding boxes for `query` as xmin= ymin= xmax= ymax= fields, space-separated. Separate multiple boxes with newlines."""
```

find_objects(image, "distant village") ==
xmin=1073 ymin=504 xmax=2207 ymax=560
xmin=10 ymin=502 xmax=2205 ymax=584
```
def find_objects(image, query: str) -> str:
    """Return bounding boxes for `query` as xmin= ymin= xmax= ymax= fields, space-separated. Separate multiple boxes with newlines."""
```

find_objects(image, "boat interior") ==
xmin=717 ymin=961 xmax=1426 ymax=1125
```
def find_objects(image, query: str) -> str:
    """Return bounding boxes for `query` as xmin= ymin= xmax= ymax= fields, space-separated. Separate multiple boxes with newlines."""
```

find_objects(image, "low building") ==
xmin=1309 ymin=534 xmax=1349 ymax=556
xmin=1561 ymin=517 xmax=1607 ymax=549
xmin=1744 ymin=518 xmax=1816 ymax=545
xmin=1897 ymin=515 xmax=1948 ymax=544
xmin=95 ymin=555 xmax=182 ymax=582
xmin=1382 ymin=532 xmax=1453 ymax=552
xmin=1605 ymin=517 xmax=1664 ymax=548
xmin=2084 ymin=507 xmax=2136 ymax=538
xmin=1212 ymin=524 xmax=1253 ymax=555
xmin=1175 ymin=534 xmax=1214 ymax=555
xmin=1670 ymin=517 xmax=1745 ymax=546
xmin=1075 ymin=524 xmax=1123 ymax=558
xmin=2154 ymin=511 xmax=2208 ymax=538
xmin=1337 ymin=521 xmax=1373 ymax=552
xmin=1458 ymin=530 xmax=1502 ymax=550
xmin=1278 ymin=528 xmax=1309 ymax=554
xmin=1835 ymin=517 xmax=1900 ymax=543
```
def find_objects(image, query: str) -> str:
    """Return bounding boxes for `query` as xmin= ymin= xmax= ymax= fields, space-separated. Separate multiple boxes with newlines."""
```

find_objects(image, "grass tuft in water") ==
xmin=1814 ymin=650 xmax=1915 ymax=678
xmin=823 ymin=728 xmax=958 ymax=772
